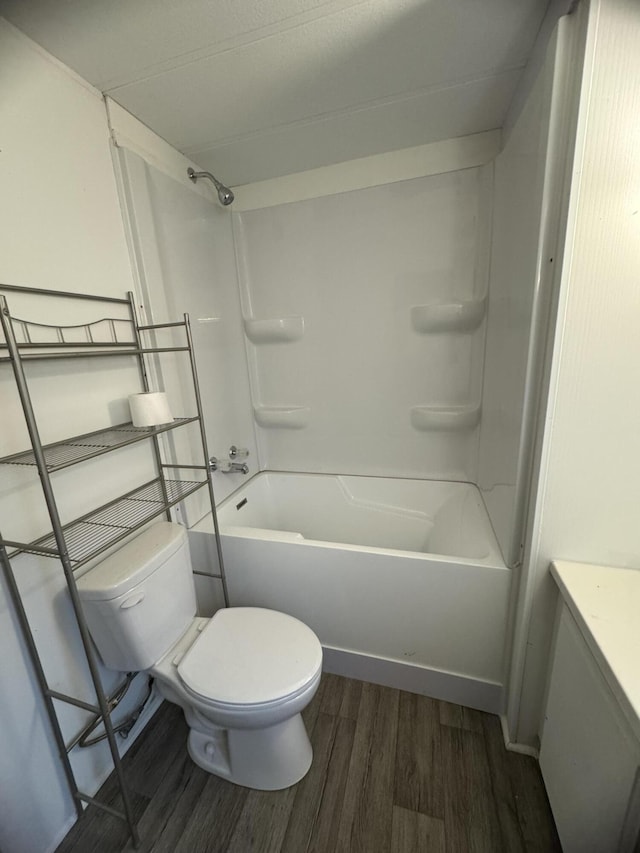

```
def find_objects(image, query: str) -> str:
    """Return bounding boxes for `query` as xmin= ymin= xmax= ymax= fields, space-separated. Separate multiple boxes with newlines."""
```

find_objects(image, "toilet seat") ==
xmin=177 ymin=607 xmax=323 ymax=707
xmin=178 ymin=669 xmax=322 ymax=718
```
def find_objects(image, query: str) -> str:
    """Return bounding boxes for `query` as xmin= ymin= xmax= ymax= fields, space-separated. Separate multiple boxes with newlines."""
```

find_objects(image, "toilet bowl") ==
xmin=77 ymin=522 xmax=323 ymax=790
xmin=152 ymin=610 xmax=322 ymax=789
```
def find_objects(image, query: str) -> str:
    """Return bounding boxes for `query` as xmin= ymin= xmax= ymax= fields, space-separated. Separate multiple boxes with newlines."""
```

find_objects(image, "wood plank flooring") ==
xmin=57 ymin=674 xmax=560 ymax=852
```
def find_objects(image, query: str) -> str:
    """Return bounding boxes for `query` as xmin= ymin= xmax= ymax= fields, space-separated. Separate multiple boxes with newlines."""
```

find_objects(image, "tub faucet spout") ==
xmin=226 ymin=461 xmax=249 ymax=475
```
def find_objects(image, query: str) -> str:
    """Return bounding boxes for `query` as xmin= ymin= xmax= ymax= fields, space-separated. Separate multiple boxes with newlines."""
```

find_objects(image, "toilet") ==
xmin=76 ymin=521 xmax=323 ymax=790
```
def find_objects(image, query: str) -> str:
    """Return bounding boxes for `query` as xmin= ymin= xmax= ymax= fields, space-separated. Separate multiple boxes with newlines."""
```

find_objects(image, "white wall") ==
xmin=478 ymin=17 xmax=578 ymax=567
xmin=115 ymin=147 xmax=257 ymax=502
xmin=0 ymin=21 xmax=160 ymax=853
xmin=114 ymin=144 xmax=258 ymax=612
xmin=233 ymin=151 xmax=493 ymax=481
xmin=509 ymin=0 xmax=640 ymax=747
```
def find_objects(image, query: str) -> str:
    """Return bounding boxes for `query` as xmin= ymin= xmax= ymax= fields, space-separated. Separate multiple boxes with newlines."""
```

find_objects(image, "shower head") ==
xmin=187 ymin=167 xmax=234 ymax=206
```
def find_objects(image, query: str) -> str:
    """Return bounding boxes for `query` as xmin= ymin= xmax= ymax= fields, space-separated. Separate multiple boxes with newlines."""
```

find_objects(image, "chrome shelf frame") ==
xmin=0 ymin=418 xmax=199 ymax=472
xmin=2 ymin=477 xmax=208 ymax=566
xmin=0 ymin=284 xmax=229 ymax=849
xmin=0 ymin=345 xmax=190 ymax=363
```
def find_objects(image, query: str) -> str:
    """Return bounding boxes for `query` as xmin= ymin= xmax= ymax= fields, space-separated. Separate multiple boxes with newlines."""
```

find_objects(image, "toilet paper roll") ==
xmin=128 ymin=392 xmax=173 ymax=427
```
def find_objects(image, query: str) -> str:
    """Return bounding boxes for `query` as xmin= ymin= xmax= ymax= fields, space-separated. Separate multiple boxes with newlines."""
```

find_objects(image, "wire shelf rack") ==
xmin=0 ymin=315 xmax=137 ymax=348
xmin=7 ymin=478 xmax=207 ymax=568
xmin=0 ymin=418 xmax=198 ymax=472
xmin=0 ymin=285 xmax=229 ymax=848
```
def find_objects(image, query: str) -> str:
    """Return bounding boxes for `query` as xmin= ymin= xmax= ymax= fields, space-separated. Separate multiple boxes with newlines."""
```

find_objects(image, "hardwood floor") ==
xmin=56 ymin=674 xmax=561 ymax=852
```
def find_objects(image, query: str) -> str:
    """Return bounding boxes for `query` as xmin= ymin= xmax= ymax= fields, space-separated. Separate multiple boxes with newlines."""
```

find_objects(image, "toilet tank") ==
xmin=77 ymin=522 xmax=197 ymax=672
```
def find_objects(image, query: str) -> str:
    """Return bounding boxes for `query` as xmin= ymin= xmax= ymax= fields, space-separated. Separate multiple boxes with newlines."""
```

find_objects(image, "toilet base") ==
xmin=187 ymin=712 xmax=313 ymax=790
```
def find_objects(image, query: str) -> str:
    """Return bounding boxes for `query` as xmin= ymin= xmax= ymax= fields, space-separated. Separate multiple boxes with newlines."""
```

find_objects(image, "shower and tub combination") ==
xmin=117 ymin=20 xmax=573 ymax=716
xmin=193 ymin=472 xmax=510 ymax=712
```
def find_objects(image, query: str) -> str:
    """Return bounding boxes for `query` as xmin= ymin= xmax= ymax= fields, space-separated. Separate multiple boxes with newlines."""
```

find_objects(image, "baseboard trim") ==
xmin=45 ymin=813 xmax=78 ymax=853
xmin=500 ymin=713 xmax=540 ymax=757
xmin=322 ymin=646 xmax=504 ymax=714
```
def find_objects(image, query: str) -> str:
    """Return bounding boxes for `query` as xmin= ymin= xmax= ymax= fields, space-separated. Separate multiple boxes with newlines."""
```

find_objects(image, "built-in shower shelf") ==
xmin=411 ymin=298 xmax=486 ymax=334
xmin=243 ymin=316 xmax=304 ymax=344
xmin=253 ymin=405 xmax=311 ymax=429
xmin=410 ymin=404 xmax=481 ymax=432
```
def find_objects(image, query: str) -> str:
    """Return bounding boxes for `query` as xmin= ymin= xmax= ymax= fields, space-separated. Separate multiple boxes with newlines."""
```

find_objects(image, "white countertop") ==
xmin=551 ymin=560 xmax=640 ymax=743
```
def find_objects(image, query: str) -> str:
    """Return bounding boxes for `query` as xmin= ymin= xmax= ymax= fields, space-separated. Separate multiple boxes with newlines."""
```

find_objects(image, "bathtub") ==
xmin=191 ymin=472 xmax=511 ymax=713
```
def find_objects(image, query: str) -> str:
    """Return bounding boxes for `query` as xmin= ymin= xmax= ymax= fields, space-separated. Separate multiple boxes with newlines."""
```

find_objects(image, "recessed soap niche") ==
xmin=243 ymin=317 xmax=309 ymax=429
xmin=243 ymin=316 xmax=304 ymax=344
xmin=410 ymin=297 xmax=486 ymax=334
xmin=253 ymin=405 xmax=311 ymax=429
xmin=409 ymin=294 xmax=485 ymax=432
xmin=410 ymin=404 xmax=481 ymax=432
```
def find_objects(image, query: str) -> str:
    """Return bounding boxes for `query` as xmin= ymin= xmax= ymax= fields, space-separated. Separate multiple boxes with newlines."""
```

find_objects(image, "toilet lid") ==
xmin=177 ymin=607 xmax=323 ymax=705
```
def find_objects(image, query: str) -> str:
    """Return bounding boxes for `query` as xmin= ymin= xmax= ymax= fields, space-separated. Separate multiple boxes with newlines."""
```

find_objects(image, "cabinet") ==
xmin=0 ymin=283 xmax=227 ymax=848
xmin=540 ymin=594 xmax=640 ymax=853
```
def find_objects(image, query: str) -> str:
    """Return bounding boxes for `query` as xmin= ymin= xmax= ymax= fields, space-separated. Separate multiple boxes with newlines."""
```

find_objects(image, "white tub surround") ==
xmin=194 ymin=472 xmax=510 ymax=714
xmin=114 ymin=146 xmax=258 ymax=518
xmin=477 ymin=19 xmax=579 ymax=569
xmin=233 ymin=165 xmax=492 ymax=484
xmin=540 ymin=562 xmax=640 ymax=853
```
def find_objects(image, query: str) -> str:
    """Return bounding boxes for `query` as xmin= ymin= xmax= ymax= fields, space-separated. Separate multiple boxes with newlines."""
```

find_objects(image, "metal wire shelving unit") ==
xmin=0 ymin=284 xmax=228 ymax=849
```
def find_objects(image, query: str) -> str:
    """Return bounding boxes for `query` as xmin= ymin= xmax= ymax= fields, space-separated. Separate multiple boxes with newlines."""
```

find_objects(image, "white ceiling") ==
xmin=1 ymin=0 xmax=553 ymax=186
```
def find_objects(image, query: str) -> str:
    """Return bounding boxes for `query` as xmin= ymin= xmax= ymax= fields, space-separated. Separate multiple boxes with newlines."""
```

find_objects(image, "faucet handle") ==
xmin=229 ymin=445 xmax=249 ymax=460
xmin=210 ymin=456 xmax=237 ymax=473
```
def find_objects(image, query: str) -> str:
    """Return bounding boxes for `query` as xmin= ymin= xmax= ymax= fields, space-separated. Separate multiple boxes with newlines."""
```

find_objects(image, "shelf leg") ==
xmin=128 ymin=293 xmax=172 ymax=520
xmin=183 ymin=311 xmax=230 ymax=607
xmin=1 ymin=297 xmax=141 ymax=849
xmin=0 ymin=540 xmax=84 ymax=820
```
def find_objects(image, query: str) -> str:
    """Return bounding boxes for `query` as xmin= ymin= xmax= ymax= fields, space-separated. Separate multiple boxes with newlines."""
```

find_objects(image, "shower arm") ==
xmin=187 ymin=167 xmax=234 ymax=206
